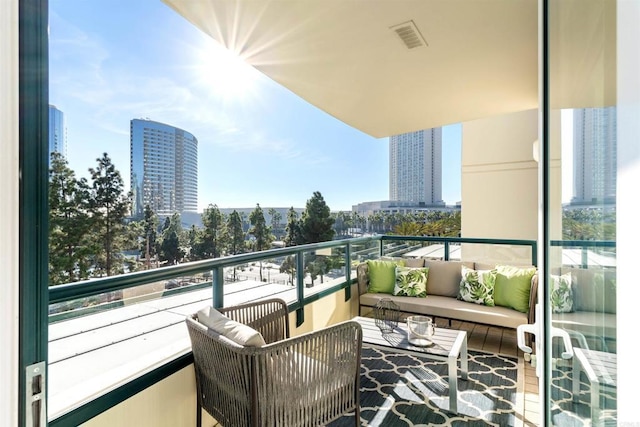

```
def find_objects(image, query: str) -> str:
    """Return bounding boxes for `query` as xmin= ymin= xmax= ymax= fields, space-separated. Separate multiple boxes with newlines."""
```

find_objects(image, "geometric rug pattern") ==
xmin=550 ymin=364 xmax=617 ymax=427
xmin=328 ymin=346 xmax=519 ymax=426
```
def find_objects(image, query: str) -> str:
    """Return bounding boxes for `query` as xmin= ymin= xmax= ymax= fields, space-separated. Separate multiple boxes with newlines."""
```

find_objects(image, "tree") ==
xmin=248 ymin=204 xmax=274 ymax=281
xmin=284 ymin=207 xmax=303 ymax=246
xmin=140 ymin=204 xmax=159 ymax=269
xmin=193 ymin=204 xmax=226 ymax=260
xmin=187 ymin=225 xmax=200 ymax=261
xmin=279 ymin=255 xmax=296 ymax=286
xmin=88 ymin=152 xmax=131 ymax=277
xmin=226 ymin=210 xmax=245 ymax=281
xmin=300 ymin=191 xmax=335 ymax=244
xmin=160 ymin=230 xmax=182 ymax=265
xmin=48 ymin=152 xmax=95 ymax=285
xmin=226 ymin=210 xmax=245 ymax=255
xmin=159 ymin=212 xmax=185 ymax=264
xmin=268 ymin=208 xmax=283 ymax=240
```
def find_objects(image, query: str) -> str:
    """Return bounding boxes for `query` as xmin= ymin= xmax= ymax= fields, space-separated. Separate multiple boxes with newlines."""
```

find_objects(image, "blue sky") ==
xmin=49 ymin=0 xmax=461 ymax=212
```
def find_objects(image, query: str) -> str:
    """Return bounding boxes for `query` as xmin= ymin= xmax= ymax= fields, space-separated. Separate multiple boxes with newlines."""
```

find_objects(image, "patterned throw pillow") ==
xmin=550 ymin=273 xmax=573 ymax=313
xmin=459 ymin=266 xmax=496 ymax=306
xmin=393 ymin=266 xmax=429 ymax=297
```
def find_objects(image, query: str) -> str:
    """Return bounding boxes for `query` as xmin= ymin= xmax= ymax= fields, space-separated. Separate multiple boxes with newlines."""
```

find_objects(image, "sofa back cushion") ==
xmin=423 ymin=260 xmax=474 ymax=297
xmin=564 ymin=268 xmax=616 ymax=314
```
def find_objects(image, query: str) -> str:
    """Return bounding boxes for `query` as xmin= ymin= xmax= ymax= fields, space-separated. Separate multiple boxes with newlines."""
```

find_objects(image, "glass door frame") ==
xmin=18 ymin=0 xmax=49 ymax=426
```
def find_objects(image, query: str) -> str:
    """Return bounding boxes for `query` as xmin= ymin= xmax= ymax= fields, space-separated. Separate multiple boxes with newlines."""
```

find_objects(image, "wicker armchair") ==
xmin=186 ymin=298 xmax=363 ymax=427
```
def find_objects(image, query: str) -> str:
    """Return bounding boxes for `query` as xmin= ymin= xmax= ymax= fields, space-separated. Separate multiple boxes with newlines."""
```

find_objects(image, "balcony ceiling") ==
xmin=163 ymin=0 xmax=615 ymax=138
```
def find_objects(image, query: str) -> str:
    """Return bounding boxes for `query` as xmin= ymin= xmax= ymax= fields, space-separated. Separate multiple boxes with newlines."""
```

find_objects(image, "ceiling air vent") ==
xmin=390 ymin=20 xmax=428 ymax=50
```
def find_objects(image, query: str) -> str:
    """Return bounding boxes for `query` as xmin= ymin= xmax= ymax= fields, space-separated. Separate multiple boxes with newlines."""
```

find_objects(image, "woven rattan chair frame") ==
xmin=186 ymin=298 xmax=362 ymax=427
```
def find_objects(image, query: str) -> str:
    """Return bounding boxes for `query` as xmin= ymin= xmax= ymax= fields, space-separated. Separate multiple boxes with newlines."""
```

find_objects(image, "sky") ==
xmin=49 ymin=0 xmax=461 ymax=212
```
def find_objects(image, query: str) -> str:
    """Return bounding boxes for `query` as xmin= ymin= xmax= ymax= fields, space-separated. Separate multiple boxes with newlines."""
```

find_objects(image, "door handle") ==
xmin=517 ymin=304 xmax=574 ymax=377
xmin=26 ymin=362 xmax=46 ymax=427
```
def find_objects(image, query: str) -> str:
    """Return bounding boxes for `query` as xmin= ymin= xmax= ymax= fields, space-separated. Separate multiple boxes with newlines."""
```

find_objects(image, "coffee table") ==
xmin=572 ymin=347 xmax=617 ymax=427
xmin=354 ymin=316 xmax=468 ymax=413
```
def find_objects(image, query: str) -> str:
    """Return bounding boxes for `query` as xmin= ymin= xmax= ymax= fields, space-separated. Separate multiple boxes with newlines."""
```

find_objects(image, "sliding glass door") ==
xmin=543 ymin=0 xmax=635 ymax=425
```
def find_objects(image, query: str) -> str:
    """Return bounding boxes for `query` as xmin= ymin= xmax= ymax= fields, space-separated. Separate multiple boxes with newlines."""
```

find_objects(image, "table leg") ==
xmin=461 ymin=336 xmax=468 ymax=381
xmin=448 ymin=354 xmax=458 ymax=413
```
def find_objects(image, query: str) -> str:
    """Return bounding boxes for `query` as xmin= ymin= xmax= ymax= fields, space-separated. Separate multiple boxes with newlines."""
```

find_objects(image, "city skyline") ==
xmin=48 ymin=0 xmax=462 ymax=212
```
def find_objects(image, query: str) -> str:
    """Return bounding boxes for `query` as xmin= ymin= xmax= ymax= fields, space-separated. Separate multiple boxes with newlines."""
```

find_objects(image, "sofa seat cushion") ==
xmin=360 ymin=293 xmax=527 ymax=329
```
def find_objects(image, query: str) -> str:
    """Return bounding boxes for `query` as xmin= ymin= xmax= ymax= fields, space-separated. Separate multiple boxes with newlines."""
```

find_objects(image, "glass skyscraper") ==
xmin=389 ymin=128 xmax=444 ymax=205
xmin=572 ymin=107 xmax=617 ymax=205
xmin=48 ymin=104 xmax=67 ymax=163
xmin=130 ymin=119 xmax=198 ymax=218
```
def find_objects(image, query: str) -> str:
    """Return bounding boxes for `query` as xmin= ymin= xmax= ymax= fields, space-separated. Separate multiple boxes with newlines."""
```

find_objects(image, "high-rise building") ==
xmin=571 ymin=107 xmax=617 ymax=205
xmin=130 ymin=119 xmax=198 ymax=218
xmin=389 ymin=128 xmax=444 ymax=206
xmin=48 ymin=104 xmax=67 ymax=163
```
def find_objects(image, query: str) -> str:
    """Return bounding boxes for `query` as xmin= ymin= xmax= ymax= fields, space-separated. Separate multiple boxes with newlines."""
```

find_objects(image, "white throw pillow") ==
xmin=550 ymin=273 xmax=573 ymax=313
xmin=197 ymin=306 xmax=266 ymax=347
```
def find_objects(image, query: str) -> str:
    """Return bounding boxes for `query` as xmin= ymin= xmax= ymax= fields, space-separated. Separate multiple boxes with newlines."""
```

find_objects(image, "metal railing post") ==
xmin=296 ymin=251 xmax=305 ymax=326
xmin=345 ymin=243 xmax=351 ymax=302
xmin=212 ymin=267 xmax=224 ymax=308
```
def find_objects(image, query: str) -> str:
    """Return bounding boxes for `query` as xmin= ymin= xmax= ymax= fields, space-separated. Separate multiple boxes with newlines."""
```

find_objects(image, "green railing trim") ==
xmin=550 ymin=240 xmax=616 ymax=248
xmin=48 ymin=352 xmax=193 ymax=427
xmin=50 ymin=235 xmax=545 ymax=306
xmin=49 ymin=237 xmax=375 ymax=304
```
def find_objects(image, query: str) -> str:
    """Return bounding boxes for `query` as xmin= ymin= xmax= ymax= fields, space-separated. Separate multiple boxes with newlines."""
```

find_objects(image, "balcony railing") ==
xmin=53 ymin=235 xmax=607 ymax=426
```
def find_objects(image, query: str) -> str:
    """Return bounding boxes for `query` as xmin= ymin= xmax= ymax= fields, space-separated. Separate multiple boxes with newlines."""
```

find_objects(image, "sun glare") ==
xmin=196 ymin=38 xmax=261 ymax=102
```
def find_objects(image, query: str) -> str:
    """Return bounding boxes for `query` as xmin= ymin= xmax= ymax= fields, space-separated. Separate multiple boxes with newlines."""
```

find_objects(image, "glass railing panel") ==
xmin=349 ymin=239 xmax=380 ymax=264
xmin=302 ymin=244 xmax=348 ymax=298
xmin=223 ymin=256 xmax=298 ymax=306
xmin=380 ymin=238 xmax=425 ymax=258
xmin=459 ymin=242 xmax=535 ymax=266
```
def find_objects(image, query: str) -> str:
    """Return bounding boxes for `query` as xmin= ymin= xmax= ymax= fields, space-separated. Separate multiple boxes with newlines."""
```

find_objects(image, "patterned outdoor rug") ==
xmin=550 ymin=363 xmax=617 ymax=426
xmin=329 ymin=346 xmax=520 ymax=426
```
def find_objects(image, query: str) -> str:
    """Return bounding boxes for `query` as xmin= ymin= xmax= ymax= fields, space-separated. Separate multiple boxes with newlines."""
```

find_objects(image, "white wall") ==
xmin=0 ymin=0 xmax=20 ymax=425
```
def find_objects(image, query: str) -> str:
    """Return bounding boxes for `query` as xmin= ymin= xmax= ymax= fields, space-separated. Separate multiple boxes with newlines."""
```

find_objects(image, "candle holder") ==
xmin=374 ymin=298 xmax=400 ymax=333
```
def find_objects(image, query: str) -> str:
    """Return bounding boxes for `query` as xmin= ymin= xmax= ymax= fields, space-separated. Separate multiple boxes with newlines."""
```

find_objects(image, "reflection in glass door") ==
xmin=545 ymin=1 xmax=621 ymax=425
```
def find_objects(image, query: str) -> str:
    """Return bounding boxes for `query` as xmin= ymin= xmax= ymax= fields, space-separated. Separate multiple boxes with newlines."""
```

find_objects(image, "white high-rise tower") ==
xmin=572 ymin=107 xmax=616 ymax=205
xmin=130 ymin=119 xmax=198 ymax=218
xmin=389 ymin=129 xmax=444 ymax=206
xmin=48 ymin=104 xmax=67 ymax=163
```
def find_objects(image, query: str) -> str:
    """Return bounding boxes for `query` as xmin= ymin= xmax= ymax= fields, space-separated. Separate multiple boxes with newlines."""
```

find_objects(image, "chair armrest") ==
xmin=219 ymin=298 xmax=290 ymax=343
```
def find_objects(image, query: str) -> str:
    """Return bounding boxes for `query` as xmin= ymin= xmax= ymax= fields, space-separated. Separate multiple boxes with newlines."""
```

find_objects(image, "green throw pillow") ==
xmin=550 ymin=273 xmax=573 ymax=313
xmin=367 ymin=260 xmax=398 ymax=294
xmin=494 ymin=265 xmax=537 ymax=313
xmin=459 ymin=266 xmax=496 ymax=306
xmin=393 ymin=266 xmax=429 ymax=297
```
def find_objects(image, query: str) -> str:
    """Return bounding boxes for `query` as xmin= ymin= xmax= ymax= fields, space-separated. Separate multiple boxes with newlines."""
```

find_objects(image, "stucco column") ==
xmin=460 ymin=109 xmax=562 ymax=264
